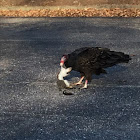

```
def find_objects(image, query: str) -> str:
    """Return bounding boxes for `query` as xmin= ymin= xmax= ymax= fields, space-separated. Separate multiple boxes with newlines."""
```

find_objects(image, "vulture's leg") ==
xmin=81 ymin=80 xmax=88 ymax=89
xmin=74 ymin=76 xmax=84 ymax=85
xmin=81 ymin=72 xmax=91 ymax=89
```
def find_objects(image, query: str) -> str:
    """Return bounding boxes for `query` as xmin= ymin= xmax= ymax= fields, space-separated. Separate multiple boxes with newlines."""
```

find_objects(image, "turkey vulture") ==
xmin=60 ymin=47 xmax=131 ymax=89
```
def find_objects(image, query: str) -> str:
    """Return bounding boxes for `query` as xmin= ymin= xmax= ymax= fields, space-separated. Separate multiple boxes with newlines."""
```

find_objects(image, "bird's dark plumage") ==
xmin=61 ymin=47 xmax=131 ymax=83
xmin=60 ymin=47 xmax=131 ymax=88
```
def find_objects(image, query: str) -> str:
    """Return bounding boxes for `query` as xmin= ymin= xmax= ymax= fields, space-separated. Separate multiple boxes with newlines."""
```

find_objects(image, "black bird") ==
xmin=60 ymin=47 xmax=131 ymax=88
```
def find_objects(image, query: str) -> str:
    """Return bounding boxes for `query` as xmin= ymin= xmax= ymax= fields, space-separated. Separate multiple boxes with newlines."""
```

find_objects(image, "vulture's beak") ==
xmin=60 ymin=62 xmax=63 ymax=66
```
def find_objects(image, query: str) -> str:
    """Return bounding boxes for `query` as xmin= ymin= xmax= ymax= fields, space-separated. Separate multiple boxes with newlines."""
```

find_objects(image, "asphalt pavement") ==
xmin=0 ymin=17 xmax=140 ymax=140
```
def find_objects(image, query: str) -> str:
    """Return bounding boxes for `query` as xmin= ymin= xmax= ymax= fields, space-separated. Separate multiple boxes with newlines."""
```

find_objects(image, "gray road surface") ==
xmin=0 ymin=17 xmax=140 ymax=140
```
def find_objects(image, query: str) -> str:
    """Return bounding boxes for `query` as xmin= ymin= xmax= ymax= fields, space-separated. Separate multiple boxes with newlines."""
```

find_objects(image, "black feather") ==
xmin=63 ymin=90 xmax=74 ymax=95
xmin=63 ymin=47 xmax=131 ymax=82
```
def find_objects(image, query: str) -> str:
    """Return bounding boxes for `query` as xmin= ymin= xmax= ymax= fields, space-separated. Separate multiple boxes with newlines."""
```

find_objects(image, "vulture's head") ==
xmin=60 ymin=55 xmax=68 ymax=66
